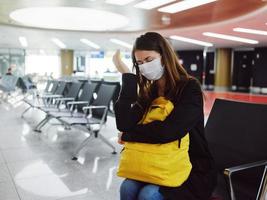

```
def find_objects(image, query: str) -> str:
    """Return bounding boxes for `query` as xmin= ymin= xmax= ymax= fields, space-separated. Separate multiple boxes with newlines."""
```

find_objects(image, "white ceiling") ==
xmin=0 ymin=0 xmax=267 ymax=51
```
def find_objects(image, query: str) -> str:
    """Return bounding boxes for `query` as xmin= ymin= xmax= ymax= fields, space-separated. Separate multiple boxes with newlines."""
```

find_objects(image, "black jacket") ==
xmin=115 ymin=73 xmax=217 ymax=200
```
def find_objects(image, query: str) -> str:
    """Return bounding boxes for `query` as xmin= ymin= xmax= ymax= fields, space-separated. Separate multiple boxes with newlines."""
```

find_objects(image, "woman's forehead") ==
xmin=134 ymin=50 xmax=160 ymax=60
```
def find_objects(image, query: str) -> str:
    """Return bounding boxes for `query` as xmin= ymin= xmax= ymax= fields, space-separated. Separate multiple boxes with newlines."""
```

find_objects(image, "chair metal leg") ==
xmin=224 ymin=173 xmax=236 ymax=200
xmin=34 ymin=115 xmax=52 ymax=132
xmin=72 ymin=133 xmax=94 ymax=160
xmin=98 ymin=133 xmax=117 ymax=154
xmin=256 ymin=166 xmax=267 ymax=200
xmin=21 ymin=106 xmax=32 ymax=118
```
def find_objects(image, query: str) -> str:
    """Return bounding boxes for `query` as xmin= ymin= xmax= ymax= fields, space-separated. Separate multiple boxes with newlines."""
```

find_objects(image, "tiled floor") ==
xmin=0 ymin=100 xmax=123 ymax=200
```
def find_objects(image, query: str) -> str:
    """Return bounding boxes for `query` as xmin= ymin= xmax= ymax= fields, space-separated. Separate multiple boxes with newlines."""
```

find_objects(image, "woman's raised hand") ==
xmin=112 ymin=50 xmax=131 ymax=74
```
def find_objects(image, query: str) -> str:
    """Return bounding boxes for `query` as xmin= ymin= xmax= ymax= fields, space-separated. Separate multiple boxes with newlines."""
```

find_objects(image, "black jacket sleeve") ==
xmin=114 ymin=73 xmax=144 ymax=131
xmin=115 ymin=73 xmax=203 ymax=144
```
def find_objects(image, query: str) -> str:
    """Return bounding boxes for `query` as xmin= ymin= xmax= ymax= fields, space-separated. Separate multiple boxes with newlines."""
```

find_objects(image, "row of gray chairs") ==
xmin=22 ymin=79 xmax=117 ymax=159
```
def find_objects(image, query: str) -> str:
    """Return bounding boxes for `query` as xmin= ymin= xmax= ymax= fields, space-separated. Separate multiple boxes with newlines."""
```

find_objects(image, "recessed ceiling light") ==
xmin=158 ymin=0 xmax=217 ymax=13
xmin=233 ymin=27 xmax=267 ymax=36
xmin=10 ymin=7 xmax=129 ymax=31
xmin=80 ymin=39 xmax=100 ymax=49
xmin=170 ymin=35 xmax=213 ymax=47
xmin=51 ymin=38 xmax=66 ymax=49
xmin=203 ymin=32 xmax=259 ymax=44
xmin=19 ymin=36 xmax=28 ymax=47
xmin=105 ymin=0 xmax=136 ymax=6
xmin=110 ymin=38 xmax=132 ymax=49
xmin=134 ymin=0 xmax=175 ymax=10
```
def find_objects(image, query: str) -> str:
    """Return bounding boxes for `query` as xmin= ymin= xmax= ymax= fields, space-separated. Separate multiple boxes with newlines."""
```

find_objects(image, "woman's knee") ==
xmin=120 ymin=179 xmax=144 ymax=199
xmin=137 ymin=184 xmax=164 ymax=200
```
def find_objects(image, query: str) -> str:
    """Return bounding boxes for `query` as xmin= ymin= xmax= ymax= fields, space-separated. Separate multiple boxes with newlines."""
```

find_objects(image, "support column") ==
xmin=61 ymin=50 xmax=73 ymax=76
xmin=214 ymin=48 xmax=232 ymax=91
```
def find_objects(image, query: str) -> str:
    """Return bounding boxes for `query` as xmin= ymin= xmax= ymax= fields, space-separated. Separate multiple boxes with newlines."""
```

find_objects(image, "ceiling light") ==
xmin=158 ymin=0 xmax=217 ymax=13
xmin=203 ymin=32 xmax=259 ymax=44
xmin=134 ymin=0 xmax=175 ymax=10
xmin=105 ymin=0 xmax=136 ymax=5
xmin=110 ymin=39 xmax=132 ymax=49
xmin=233 ymin=27 xmax=267 ymax=36
xmin=39 ymin=49 xmax=46 ymax=55
xmin=170 ymin=35 xmax=213 ymax=47
xmin=10 ymin=7 xmax=129 ymax=31
xmin=80 ymin=39 xmax=100 ymax=49
xmin=51 ymin=38 xmax=66 ymax=49
xmin=19 ymin=36 xmax=28 ymax=47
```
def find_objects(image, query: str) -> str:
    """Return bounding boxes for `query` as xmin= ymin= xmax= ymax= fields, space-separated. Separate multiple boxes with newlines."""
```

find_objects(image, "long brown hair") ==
xmin=132 ymin=32 xmax=191 ymax=108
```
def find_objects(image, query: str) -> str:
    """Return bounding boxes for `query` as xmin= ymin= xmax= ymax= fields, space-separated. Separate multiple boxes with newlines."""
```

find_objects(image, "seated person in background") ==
xmin=6 ymin=67 xmax=12 ymax=75
xmin=72 ymin=70 xmax=77 ymax=76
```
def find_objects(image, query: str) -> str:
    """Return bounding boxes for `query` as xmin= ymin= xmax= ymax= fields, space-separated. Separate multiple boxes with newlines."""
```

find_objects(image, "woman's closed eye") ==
xmin=137 ymin=57 xmax=155 ymax=65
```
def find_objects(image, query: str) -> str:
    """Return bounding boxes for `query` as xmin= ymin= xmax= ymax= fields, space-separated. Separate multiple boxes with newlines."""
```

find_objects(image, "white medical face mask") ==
xmin=138 ymin=58 xmax=164 ymax=80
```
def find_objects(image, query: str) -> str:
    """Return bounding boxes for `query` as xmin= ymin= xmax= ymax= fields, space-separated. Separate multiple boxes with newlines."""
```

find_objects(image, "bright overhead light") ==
xmin=233 ymin=27 xmax=267 ymax=36
xmin=110 ymin=38 xmax=132 ymax=49
xmin=105 ymin=0 xmax=136 ymax=5
xmin=19 ymin=36 xmax=28 ymax=47
xmin=51 ymin=38 xmax=66 ymax=49
xmin=134 ymin=0 xmax=175 ymax=10
xmin=158 ymin=0 xmax=217 ymax=13
xmin=10 ymin=7 xmax=129 ymax=31
xmin=170 ymin=35 xmax=213 ymax=47
xmin=203 ymin=32 xmax=259 ymax=44
xmin=80 ymin=39 xmax=100 ymax=49
xmin=39 ymin=49 xmax=46 ymax=55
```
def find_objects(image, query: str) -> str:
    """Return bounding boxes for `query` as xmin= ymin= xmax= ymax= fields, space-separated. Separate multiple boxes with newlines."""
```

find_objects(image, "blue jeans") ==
xmin=120 ymin=179 xmax=164 ymax=200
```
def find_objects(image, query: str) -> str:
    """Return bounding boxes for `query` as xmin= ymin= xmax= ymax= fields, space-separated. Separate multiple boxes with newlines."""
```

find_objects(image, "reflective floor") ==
xmin=0 ymin=99 xmax=122 ymax=200
xmin=204 ymin=91 xmax=267 ymax=116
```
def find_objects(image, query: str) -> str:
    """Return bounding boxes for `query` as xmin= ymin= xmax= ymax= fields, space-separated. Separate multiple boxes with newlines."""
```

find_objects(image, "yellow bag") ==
xmin=117 ymin=97 xmax=192 ymax=187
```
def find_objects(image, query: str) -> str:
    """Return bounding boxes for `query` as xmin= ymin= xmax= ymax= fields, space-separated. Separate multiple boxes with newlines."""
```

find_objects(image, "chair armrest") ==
xmin=82 ymin=105 xmax=107 ymax=110
xmin=67 ymin=101 xmax=88 ymax=105
xmin=224 ymin=160 xmax=267 ymax=176
xmin=41 ymin=94 xmax=63 ymax=99
xmin=82 ymin=106 xmax=108 ymax=126
xmin=54 ymin=97 xmax=75 ymax=102
xmin=223 ymin=160 xmax=267 ymax=200
xmin=42 ymin=92 xmax=53 ymax=95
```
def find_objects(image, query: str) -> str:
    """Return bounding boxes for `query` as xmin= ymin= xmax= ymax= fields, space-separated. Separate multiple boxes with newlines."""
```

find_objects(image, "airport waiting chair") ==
xmin=102 ymin=81 xmax=121 ymax=113
xmin=90 ymin=79 xmax=103 ymax=97
xmin=0 ymin=75 xmax=19 ymax=92
xmin=205 ymin=99 xmax=267 ymax=200
xmin=22 ymin=80 xmax=61 ymax=117
xmin=42 ymin=80 xmax=58 ymax=95
xmin=59 ymin=83 xmax=117 ymax=160
xmin=33 ymin=81 xmax=83 ymax=132
xmin=33 ymin=82 xmax=97 ymax=132
xmin=39 ymin=81 xmax=68 ymax=105
xmin=39 ymin=81 xmax=82 ymax=112
xmin=21 ymin=80 xmax=59 ymax=117
xmin=0 ymin=75 xmax=19 ymax=101
xmin=18 ymin=76 xmax=37 ymax=93
xmin=47 ymin=82 xmax=97 ymax=118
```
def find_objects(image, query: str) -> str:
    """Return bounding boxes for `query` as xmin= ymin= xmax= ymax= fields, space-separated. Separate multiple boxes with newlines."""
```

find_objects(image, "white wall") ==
xmin=25 ymin=54 xmax=61 ymax=78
